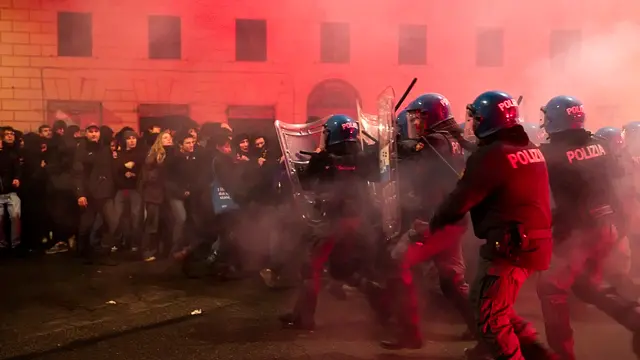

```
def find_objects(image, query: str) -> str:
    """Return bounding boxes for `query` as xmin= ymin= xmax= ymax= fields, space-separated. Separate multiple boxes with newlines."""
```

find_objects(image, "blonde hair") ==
xmin=149 ymin=130 xmax=172 ymax=164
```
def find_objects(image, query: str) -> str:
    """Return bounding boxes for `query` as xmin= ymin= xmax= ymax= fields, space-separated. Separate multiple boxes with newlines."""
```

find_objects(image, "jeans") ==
xmin=0 ymin=192 xmax=20 ymax=249
xmin=113 ymin=189 xmax=143 ymax=249
xmin=168 ymin=198 xmax=187 ymax=253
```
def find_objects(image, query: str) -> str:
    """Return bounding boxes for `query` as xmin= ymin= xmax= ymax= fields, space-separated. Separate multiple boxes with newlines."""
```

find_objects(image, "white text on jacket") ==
xmin=507 ymin=148 xmax=545 ymax=168
xmin=566 ymin=144 xmax=606 ymax=163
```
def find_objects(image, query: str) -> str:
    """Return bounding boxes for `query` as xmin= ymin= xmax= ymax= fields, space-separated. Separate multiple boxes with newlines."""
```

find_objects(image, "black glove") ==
xmin=398 ymin=139 xmax=421 ymax=159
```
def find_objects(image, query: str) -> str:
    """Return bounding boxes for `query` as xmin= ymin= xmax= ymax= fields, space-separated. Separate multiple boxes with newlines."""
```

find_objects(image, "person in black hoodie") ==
xmin=209 ymin=133 xmax=248 ymax=274
xmin=0 ymin=131 xmax=21 ymax=254
xmin=19 ymin=133 xmax=50 ymax=253
xmin=112 ymin=130 xmax=145 ymax=254
xmin=73 ymin=123 xmax=117 ymax=265
xmin=165 ymin=132 xmax=202 ymax=260
xmin=45 ymin=126 xmax=79 ymax=254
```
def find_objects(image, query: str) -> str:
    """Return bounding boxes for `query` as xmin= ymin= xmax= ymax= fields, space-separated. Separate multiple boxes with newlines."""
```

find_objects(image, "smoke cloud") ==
xmin=524 ymin=22 xmax=640 ymax=130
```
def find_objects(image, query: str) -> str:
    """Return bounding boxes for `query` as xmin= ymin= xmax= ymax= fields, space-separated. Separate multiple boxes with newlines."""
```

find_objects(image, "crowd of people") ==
xmin=0 ymin=119 xmax=290 ymax=278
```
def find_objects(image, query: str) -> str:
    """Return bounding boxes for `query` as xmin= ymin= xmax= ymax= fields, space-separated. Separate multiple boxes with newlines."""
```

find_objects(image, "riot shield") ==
xmin=274 ymin=116 xmax=329 ymax=223
xmin=356 ymin=101 xmax=379 ymax=146
xmin=357 ymin=87 xmax=402 ymax=241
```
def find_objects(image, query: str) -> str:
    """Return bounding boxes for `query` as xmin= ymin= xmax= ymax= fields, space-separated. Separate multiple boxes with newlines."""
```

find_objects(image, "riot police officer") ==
xmin=279 ymin=114 xmax=384 ymax=330
xmin=380 ymin=93 xmax=476 ymax=350
xmin=429 ymin=91 xmax=556 ymax=360
xmin=537 ymin=96 xmax=625 ymax=360
xmin=594 ymin=126 xmax=638 ymax=299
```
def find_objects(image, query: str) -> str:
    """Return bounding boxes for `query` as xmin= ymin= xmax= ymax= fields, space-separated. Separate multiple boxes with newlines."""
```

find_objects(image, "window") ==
xmin=398 ymin=24 xmax=427 ymax=65
xmin=550 ymin=30 xmax=581 ymax=68
xmin=476 ymin=28 xmax=504 ymax=67
xmin=235 ymin=19 xmax=267 ymax=62
xmin=321 ymin=22 xmax=350 ymax=64
xmin=47 ymin=100 xmax=102 ymax=127
xmin=148 ymin=15 xmax=181 ymax=60
xmin=137 ymin=103 xmax=191 ymax=131
xmin=57 ymin=12 xmax=92 ymax=57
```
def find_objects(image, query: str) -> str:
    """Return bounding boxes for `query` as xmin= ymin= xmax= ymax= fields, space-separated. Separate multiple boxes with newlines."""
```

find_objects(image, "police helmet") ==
xmin=323 ymin=114 xmax=359 ymax=147
xmin=622 ymin=121 xmax=640 ymax=139
xmin=396 ymin=109 xmax=409 ymax=140
xmin=540 ymin=95 xmax=585 ymax=135
xmin=595 ymin=126 xmax=625 ymax=149
xmin=467 ymin=90 xmax=521 ymax=139
xmin=405 ymin=93 xmax=454 ymax=137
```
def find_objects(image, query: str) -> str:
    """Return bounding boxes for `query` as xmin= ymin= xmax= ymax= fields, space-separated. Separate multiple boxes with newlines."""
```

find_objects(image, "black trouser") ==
xmin=47 ymin=190 xmax=78 ymax=245
xmin=142 ymin=202 xmax=160 ymax=258
xmin=20 ymin=191 xmax=49 ymax=251
xmin=77 ymin=198 xmax=116 ymax=258
xmin=292 ymin=218 xmax=384 ymax=324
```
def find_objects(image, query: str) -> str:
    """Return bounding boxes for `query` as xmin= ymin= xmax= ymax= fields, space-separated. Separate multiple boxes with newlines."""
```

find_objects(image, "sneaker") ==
xmin=46 ymin=242 xmax=69 ymax=255
xmin=144 ymin=256 xmax=156 ymax=262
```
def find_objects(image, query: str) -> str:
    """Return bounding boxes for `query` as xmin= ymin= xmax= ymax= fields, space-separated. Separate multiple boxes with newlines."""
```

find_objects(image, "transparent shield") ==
xmin=274 ymin=116 xmax=330 ymax=223
xmin=405 ymin=111 xmax=419 ymax=139
xmin=356 ymin=100 xmax=379 ymax=146
xmin=374 ymin=87 xmax=402 ymax=240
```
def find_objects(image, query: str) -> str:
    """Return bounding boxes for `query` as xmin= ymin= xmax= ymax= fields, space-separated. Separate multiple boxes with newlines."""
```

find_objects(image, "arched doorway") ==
xmin=306 ymin=79 xmax=360 ymax=123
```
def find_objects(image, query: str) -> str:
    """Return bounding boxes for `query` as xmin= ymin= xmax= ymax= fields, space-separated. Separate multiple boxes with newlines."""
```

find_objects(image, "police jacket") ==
xmin=72 ymin=139 xmax=115 ymax=200
xmin=430 ymin=126 xmax=552 ymax=270
xmin=303 ymin=151 xmax=372 ymax=219
xmin=540 ymin=129 xmax=622 ymax=230
xmin=399 ymin=131 xmax=466 ymax=220
xmin=0 ymin=142 xmax=21 ymax=195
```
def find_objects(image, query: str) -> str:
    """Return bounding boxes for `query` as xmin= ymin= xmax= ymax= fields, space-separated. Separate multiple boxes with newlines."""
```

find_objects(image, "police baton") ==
xmin=394 ymin=78 xmax=417 ymax=112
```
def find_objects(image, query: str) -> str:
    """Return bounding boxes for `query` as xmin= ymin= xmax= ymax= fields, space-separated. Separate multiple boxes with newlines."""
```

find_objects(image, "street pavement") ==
xmin=0 ymin=254 xmax=637 ymax=360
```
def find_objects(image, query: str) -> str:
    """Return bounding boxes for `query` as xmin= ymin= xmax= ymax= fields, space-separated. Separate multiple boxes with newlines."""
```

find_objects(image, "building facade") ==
xmin=0 ymin=0 xmax=638 ymax=132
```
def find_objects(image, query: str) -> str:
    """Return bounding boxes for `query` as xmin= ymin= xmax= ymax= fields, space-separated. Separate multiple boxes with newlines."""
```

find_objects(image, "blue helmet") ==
xmin=595 ymin=126 xmax=624 ymax=150
xmin=396 ymin=109 xmax=409 ymax=139
xmin=323 ymin=114 xmax=359 ymax=147
xmin=540 ymin=95 xmax=585 ymax=134
xmin=467 ymin=90 xmax=521 ymax=139
xmin=405 ymin=93 xmax=454 ymax=136
xmin=622 ymin=121 xmax=640 ymax=139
